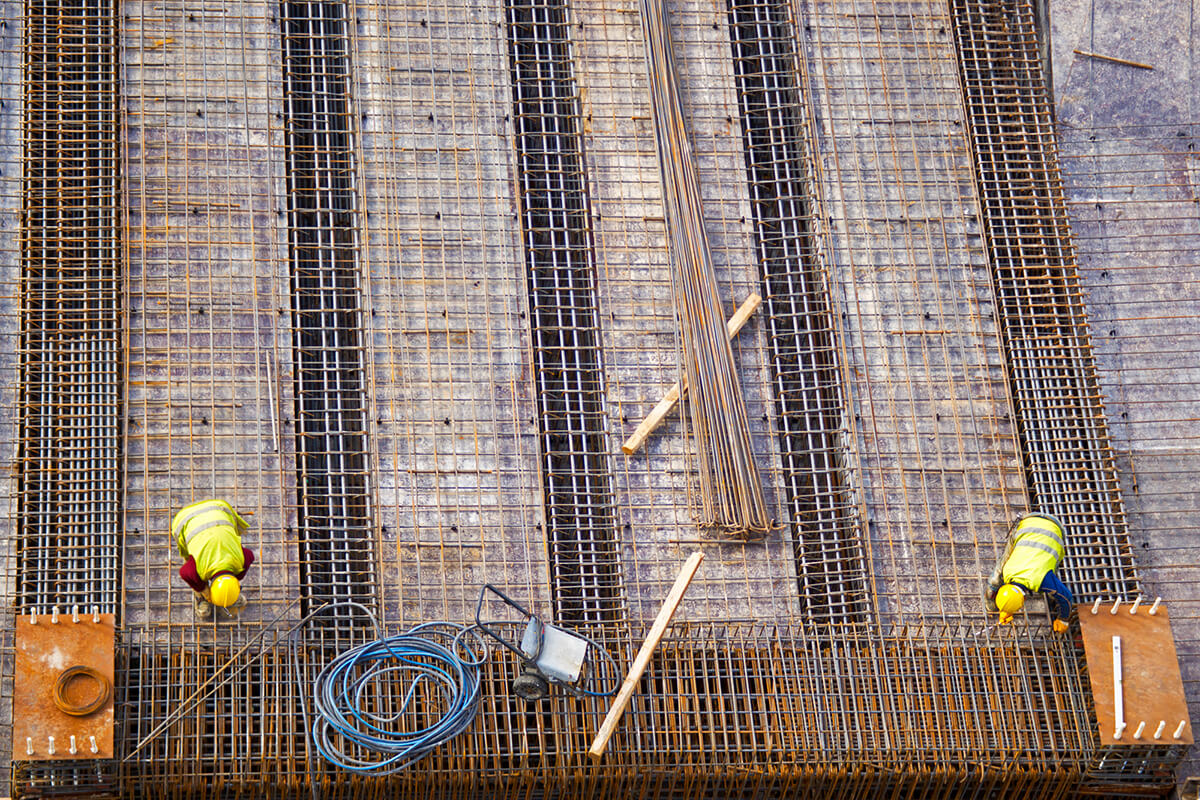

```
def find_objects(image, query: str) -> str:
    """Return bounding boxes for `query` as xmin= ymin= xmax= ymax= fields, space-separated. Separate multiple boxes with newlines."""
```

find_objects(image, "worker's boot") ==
xmin=227 ymin=594 xmax=247 ymax=614
xmin=193 ymin=593 xmax=213 ymax=620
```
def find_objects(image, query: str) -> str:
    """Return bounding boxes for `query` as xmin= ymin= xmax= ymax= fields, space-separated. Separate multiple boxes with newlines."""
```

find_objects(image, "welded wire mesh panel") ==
xmin=110 ymin=623 xmax=1095 ymax=792
xmin=800 ymin=0 xmax=1027 ymax=623
xmin=121 ymin=0 xmax=299 ymax=634
xmin=1058 ymin=122 xmax=1200 ymax=785
xmin=572 ymin=0 xmax=798 ymax=624
xmin=726 ymin=0 xmax=871 ymax=624
xmin=949 ymin=0 xmax=1139 ymax=603
xmin=17 ymin=0 xmax=121 ymax=616
xmin=0 ymin=0 xmax=18 ymax=769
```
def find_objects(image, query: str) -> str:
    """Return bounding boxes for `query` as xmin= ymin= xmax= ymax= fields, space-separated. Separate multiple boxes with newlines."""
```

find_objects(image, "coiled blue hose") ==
xmin=311 ymin=622 xmax=487 ymax=775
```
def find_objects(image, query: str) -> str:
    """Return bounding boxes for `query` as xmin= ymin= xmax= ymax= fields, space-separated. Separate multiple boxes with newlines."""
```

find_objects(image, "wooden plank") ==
xmin=588 ymin=551 xmax=704 ymax=761
xmin=621 ymin=293 xmax=762 ymax=455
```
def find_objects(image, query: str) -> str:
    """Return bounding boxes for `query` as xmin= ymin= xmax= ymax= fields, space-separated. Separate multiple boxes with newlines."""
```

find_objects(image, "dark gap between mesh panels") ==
xmin=947 ymin=0 xmax=1139 ymax=603
xmin=280 ymin=0 xmax=375 ymax=623
xmin=726 ymin=0 xmax=869 ymax=624
xmin=505 ymin=0 xmax=624 ymax=624
xmin=16 ymin=0 xmax=122 ymax=615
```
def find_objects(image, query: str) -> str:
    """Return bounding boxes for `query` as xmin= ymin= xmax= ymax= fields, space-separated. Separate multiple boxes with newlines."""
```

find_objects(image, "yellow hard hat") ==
xmin=996 ymin=583 xmax=1025 ymax=615
xmin=209 ymin=574 xmax=241 ymax=608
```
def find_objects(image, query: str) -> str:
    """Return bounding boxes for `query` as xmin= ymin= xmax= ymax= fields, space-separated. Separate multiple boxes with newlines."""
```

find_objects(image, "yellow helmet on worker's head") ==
xmin=996 ymin=583 xmax=1025 ymax=616
xmin=209 ymin=574 xmax=241 ymax=608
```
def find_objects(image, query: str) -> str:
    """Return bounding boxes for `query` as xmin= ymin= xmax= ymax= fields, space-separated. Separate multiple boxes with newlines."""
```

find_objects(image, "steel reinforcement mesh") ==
xmin=3 ymin=0 xmax=1190 ymax=794
xmin=726 ymin=0 xmax=871 ymax=625
xmin=949 ymin=0 xmax=1139 ymax=604
xmin=505 ymin=0 xmax=624 ymax=625
xmin=110 ymin=624 xmax=1092 ymax=793
xmin=281 ymin=0 xmax=377 ymax=625
xmin=16 ymin=0 xmax=121 ymax=617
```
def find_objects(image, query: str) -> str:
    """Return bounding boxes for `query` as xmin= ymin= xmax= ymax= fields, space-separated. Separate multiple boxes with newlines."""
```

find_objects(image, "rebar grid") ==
xmin=16 ymin=0 xmax=121 ymax=616
xmin=350 ymin=0 xmax=552 ymax=627
xmin=505 ymin=0 xmax=624 ymax=625
xmin=800 ymin=0 xmax=1027 ymax=623
xmin=948 ymin=0 xmax=1139 ymax=603
xmin=105 ymin=623 xmax=1093 ymax=791
xmin=282 ymin=0 xmax=376 ymax=627
xmin=726 ymin=0 xmax=871 ymax=624
xmin=121 ymin=0 xmax=299 ymax=635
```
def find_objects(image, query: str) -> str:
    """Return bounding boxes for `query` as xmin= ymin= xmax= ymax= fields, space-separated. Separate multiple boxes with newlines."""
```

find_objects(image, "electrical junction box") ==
xmin=520 ymin=620 xmax=589 ymax=683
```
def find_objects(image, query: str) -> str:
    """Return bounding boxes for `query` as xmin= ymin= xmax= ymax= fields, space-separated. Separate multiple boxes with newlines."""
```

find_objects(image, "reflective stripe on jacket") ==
xmin=1001 ymin=515 xmax=1066 ymax=593
xmin=171 ymin=499 xmax=249 ymax=582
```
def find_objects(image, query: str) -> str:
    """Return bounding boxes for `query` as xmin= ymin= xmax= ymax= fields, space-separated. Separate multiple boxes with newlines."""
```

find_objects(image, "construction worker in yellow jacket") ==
xmin=171 ymin=499 xmax=255 ymax=620
xmin=986 ymin=512 xmax=1073 ymax=633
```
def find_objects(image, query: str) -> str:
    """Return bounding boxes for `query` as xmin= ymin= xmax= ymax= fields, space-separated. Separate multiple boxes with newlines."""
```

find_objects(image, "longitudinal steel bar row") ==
xmin=16 ymin=0 xmax=121 ymax=614
xmin=726 ymin=0 xmax=870 ymax=624
xmin=108 ymin=624 xmax=1102 ymax=792
xmin=504 ymin=0 xmax=623 ymax=624
xmin=281 ymin=0 xmax=376 ymax=626
xmin=948 ymin=0 xmax=1139 ymax=602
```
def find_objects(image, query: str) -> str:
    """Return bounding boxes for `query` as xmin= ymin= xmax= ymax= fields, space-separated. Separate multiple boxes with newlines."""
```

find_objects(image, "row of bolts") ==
xmin=27 ymin=734 xmax=99 ymax=756
xmin=1092 ymin=596 xmax=1187 ymax=742
xmin=27 ymin=605 xmax=101 ymax=624
xmin=28 ymin=605 xmax=104 ymax=756
xmin=1091 ymin=595 xmax=1161 ymax=616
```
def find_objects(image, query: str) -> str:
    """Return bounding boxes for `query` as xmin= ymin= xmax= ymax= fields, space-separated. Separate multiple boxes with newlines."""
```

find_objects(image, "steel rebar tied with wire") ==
xmin=16 ymin=0 xmax=121 ymax=616
xmin=281 ymin=0 xmax=376 ymax=627
xmin=949 ymin=0 xmax=1140 ymax=603
xmin=505 ymin=0 xmax=624 ymax=625
xmin=637 ymin=0 xmax=770 ymax=538
xmin=726 ymin=0 xmax=870 ymax=624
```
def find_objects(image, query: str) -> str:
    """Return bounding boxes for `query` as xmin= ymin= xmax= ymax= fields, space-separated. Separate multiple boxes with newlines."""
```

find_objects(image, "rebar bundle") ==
xmin=637 ymin=0 xmax=769 ymax=537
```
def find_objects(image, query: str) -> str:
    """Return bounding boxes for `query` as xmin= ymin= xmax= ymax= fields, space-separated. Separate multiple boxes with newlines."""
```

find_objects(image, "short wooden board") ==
xmin=1078 ymin=604 xmax=1192 ymax=745
xmin=14 ymin=612 xmax=115 ymax=760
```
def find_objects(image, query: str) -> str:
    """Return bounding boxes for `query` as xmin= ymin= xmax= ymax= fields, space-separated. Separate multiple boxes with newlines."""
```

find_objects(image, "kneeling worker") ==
xmin=171 ymin=499 xmax=255 ymax=619
xmin=987 ymin=513 xmax=1074 ymax=633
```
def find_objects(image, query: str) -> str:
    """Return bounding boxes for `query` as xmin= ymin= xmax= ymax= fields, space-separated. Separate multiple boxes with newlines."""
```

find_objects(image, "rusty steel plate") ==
xmin=1078 ymin=603 xmax=1192 ymax=746
xmin=14 ymin=611 xmax=115 ymax=760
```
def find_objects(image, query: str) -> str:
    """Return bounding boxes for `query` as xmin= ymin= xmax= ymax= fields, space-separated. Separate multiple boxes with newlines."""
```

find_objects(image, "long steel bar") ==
xmin=638 ymin=0 xmax=770 ymax=537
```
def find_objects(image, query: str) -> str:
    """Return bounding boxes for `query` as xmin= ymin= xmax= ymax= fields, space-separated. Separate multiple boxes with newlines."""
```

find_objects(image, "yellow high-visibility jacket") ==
xmin=171 ymin=499 xmax=249 ymax=581
xmin=1002 ymin=514 xmax=1066 ymax=593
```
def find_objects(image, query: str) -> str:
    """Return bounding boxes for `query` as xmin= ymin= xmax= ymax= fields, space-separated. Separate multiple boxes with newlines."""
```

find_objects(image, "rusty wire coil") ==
xmin=53 ymin=665 xmax=112 ymax=717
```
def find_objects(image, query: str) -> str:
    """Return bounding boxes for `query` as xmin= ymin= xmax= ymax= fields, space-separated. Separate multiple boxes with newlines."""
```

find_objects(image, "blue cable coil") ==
xmin=312 ymin=622 xmax=487 ymax=775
